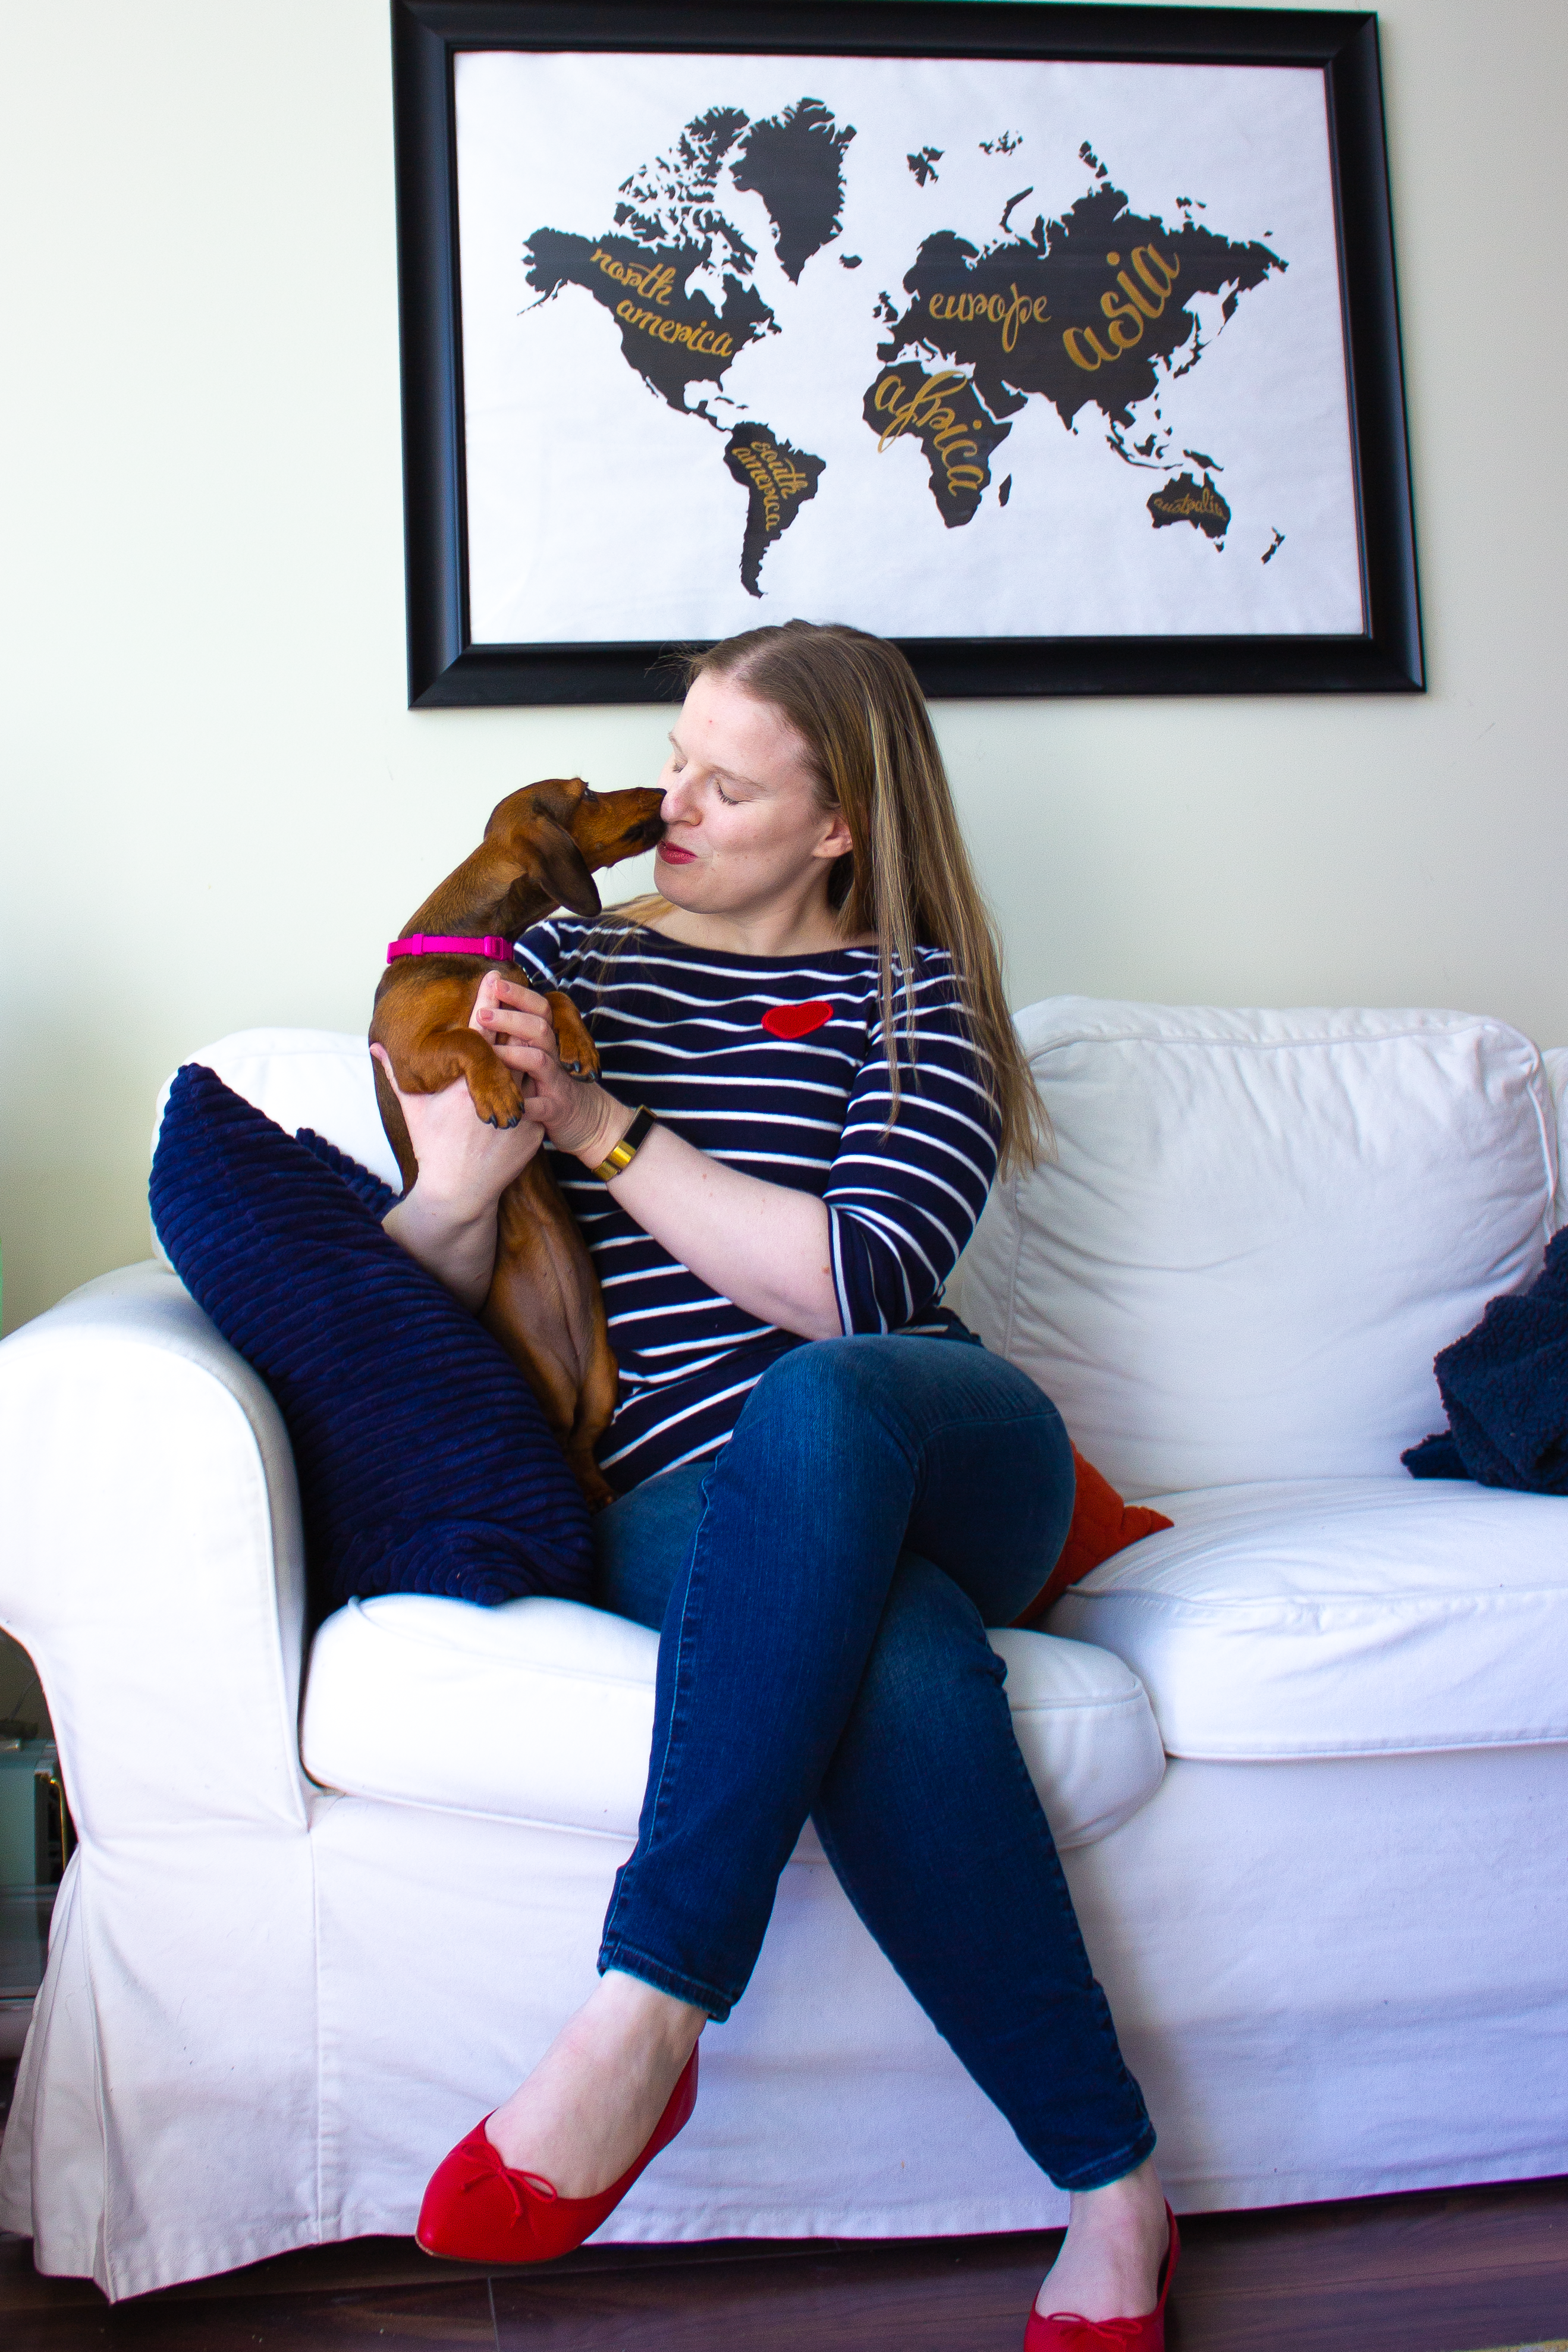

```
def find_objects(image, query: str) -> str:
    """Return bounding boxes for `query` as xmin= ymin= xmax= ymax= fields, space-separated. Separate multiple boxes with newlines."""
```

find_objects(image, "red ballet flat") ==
xmin=1024 ymin=2203 xmax=1179 ymax=2350
xmin=416 ymin=2046 xmax=699 ymax=2263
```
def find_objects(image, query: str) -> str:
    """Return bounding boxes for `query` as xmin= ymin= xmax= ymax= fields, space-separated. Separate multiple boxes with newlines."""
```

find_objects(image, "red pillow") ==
xmin=1011 ymin=1447 xmax=1173 ymax=1628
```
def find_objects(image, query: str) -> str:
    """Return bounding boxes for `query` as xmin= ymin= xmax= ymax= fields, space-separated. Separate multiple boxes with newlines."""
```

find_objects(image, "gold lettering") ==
xmin=1063 ymin=326 xmax=1115 ymax=370
xmin=873 ymin=369 xmax=968 ymax=451
xmin=1116 ymin=268 xmax=1164 ymax=321
xmin=590 ymin=248 xmax=680 ymax=303
xmin=609 ymin=297 xmax=734 ymax=362
xmin=917 ymin=281 xmax=1044 ymax=348
xmin=734 ymin=440 xmax=785 ymax=532
xmin=1101 ymin=291 xmax=1145 ymax=351
xmin=1132 ymin=244 xmax=1180 ymax=300
xmin=1000 ymin=284 xmax=1032 ymax=352
xmin=869 ymin=370 xmax=994 ymax=505
xmin=1151 ymin=479 xmax=1227 ymax=520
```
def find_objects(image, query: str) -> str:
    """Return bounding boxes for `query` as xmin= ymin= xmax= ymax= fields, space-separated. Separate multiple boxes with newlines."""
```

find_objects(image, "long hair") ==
xmin=664 ymin=620 xmax=1048 ymax=1176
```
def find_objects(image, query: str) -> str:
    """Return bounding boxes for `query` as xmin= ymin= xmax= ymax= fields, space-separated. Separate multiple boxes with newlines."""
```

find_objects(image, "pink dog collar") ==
xmin=386 ymin=934 xmax=513 ymax=964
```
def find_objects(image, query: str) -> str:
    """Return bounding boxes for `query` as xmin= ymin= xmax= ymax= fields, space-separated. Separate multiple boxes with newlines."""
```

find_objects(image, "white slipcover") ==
xmin=961 ymin=1001 xmax=1558 ymax=1499
xmin=3 ymin=1000 xmax=1566 ymax=2298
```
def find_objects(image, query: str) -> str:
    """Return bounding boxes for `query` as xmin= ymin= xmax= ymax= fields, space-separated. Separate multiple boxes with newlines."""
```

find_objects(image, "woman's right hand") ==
xmin=372 ymin=1044 xmax=545 ymax=1218
xmin=373 ymin=1040 xmax=545 ymax=1310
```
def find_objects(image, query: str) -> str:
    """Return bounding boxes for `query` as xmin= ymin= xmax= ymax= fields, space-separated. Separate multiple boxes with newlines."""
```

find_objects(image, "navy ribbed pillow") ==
xmin=150 ymin=1063 xmax=592 ymax=1614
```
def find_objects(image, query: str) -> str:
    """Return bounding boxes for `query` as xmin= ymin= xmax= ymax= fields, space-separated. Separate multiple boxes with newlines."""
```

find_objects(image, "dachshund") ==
xmin=370 ymin=777 xmax=664 ymax=1508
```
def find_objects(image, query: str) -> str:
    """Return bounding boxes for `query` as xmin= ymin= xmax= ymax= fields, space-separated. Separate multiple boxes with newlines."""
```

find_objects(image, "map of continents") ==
xmin=523 ymin=104 xmax=1285 ymax=597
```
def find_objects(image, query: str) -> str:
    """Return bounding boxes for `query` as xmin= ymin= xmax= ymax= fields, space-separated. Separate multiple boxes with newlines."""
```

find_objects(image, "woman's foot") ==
xmin=1034 ymin=2158 xmax=1170 ymax=2323
xmin=483 ymin=1970 xmax=705 ymax=2198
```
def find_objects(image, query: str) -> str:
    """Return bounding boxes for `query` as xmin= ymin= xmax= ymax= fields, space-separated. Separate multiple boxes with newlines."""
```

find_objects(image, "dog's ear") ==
xmin=531 ymin=821 xmax=602 ymax=919
xmin=486 ymin=777 xmax=586 ymax=841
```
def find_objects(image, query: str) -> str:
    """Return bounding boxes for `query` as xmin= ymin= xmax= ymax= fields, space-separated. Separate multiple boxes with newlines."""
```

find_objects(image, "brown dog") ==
xmin=371 ymin=777 xmax=664 ymax=1508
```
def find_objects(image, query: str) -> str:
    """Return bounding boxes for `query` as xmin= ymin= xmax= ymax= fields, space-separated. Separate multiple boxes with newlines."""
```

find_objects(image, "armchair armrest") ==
xmin=0 ymin=1264 xmax=313 ymax=1844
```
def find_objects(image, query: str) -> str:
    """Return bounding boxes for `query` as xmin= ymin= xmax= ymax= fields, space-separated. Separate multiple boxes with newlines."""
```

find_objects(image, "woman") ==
xmin=376 ymin=621 xmax=1176 ymax=2348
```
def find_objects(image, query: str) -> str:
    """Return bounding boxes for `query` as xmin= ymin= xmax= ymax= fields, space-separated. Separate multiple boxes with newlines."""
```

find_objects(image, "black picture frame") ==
xmin=391 ymin=0 xmax=1422 ymax=704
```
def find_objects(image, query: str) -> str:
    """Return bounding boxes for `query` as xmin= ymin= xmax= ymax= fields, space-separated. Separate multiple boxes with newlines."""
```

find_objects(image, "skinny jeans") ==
xmin=593 ymin=1333 xmax=1156 ymax=2193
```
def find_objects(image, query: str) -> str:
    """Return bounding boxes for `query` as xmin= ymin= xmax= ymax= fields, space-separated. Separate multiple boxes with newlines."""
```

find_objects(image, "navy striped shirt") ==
xmin=514 ymin=917 xmax=1000 ymax=1493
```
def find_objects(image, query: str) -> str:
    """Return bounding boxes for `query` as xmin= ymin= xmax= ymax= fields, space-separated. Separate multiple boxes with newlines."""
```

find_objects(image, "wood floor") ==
xmin=2 ymin=2140 xmax=1566 ymax=2351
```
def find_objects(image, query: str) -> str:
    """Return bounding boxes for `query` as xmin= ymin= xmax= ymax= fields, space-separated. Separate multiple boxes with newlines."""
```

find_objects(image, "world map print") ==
xmin=521 ymin=99 xmax=1285 ymax=596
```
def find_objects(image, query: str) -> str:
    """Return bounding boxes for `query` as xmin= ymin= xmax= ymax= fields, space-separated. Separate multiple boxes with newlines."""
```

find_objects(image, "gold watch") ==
xmin=592 ymin=1105 xmax=657 ymax=1182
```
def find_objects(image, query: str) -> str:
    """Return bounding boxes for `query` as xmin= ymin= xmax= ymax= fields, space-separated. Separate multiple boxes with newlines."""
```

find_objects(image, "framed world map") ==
xmin=392 ymin=1 xmax=1422 ymax=702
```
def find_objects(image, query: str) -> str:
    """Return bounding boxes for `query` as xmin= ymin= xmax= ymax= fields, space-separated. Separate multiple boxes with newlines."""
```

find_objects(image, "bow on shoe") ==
xmin=457 ymin=2134 xmax=558 ymax=2222
xmin=1038 ymin=2313 xmax=1157 ymax=2347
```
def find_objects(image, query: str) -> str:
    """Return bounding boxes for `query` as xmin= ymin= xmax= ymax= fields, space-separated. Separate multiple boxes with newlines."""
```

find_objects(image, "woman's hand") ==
xmin=468 ymin=974 xmax=841 ymax=1338
xmin=474 ymin=971 xmax=629 ymax=1167
xmin=373 ymin=1026 xmax=546 ymax=1310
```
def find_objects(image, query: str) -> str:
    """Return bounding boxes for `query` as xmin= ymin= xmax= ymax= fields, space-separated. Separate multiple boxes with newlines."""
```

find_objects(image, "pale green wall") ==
xmin=2 ymin=0 xmax=1564 ymax=1334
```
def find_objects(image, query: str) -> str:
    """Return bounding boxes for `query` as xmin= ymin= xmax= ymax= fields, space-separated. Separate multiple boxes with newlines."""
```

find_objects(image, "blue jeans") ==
xmin=593 ymin=1334 xmax=1156 ymax=2192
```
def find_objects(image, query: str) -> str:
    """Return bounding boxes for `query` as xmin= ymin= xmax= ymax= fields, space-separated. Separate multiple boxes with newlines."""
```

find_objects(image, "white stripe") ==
xmin=835 ymin=1201 xmax=944 ymax=1290
xmin=829 ymin=1157 xmax=985 ymax=1224
xmin=599 ymin=1370 xmax=775 ymax=1465
xmin=840 ymin=1100 xmax=999 ymax=1158
xmin=608 ymin=1293 xmax=765 ymax=1327
xmin=589 ymin=1071 xmax=854 ymax=1100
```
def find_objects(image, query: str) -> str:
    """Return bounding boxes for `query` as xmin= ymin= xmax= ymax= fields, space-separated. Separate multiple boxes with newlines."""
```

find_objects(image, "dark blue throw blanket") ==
xmin=1404 ymin=1227 xmax=1568 ymax=1493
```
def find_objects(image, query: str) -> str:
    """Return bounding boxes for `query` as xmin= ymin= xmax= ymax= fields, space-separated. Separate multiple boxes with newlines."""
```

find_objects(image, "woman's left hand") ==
xmin=475 ymin=971 xmax=624 ymax=1164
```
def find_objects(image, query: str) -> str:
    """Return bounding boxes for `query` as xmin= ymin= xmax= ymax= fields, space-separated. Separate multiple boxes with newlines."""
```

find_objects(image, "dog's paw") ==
xmin=548 ymin=992 xmax=601 ymax=1082
xmin=465 ymin=1057 xmax=529 ymax=1132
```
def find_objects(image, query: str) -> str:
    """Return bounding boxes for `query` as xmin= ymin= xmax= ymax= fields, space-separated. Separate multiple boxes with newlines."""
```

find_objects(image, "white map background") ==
xmin=454 ymin=51 xmax=1363 ymax=645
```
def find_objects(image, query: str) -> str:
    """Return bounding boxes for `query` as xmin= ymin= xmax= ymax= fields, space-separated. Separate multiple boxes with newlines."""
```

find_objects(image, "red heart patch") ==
xmin=762 ymin=1000 xmax=833 ymax=1041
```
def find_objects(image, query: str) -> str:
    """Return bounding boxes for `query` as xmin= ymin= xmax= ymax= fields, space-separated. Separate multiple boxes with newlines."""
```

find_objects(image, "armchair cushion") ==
xmin=300 ymin=1591 xmax=1166 ymax=1853
xmin=149 ymin=1063 xmax=592 ymax=1615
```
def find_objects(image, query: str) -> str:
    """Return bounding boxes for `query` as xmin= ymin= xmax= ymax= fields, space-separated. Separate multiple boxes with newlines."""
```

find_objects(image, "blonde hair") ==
xmin=642 ymin=620 xmax=1047 ymax=1177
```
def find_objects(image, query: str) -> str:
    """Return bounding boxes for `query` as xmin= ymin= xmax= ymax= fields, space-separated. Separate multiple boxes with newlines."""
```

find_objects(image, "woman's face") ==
xmin=653 ymin=669 xmax=851 ymax=927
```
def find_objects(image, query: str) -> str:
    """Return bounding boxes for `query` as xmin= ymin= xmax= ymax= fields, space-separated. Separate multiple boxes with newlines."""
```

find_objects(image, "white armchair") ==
xmin=2 ymin=1006 xmax=1566 ymax=2299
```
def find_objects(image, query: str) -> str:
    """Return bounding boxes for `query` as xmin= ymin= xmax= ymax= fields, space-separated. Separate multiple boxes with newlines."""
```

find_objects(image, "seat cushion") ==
xmin=1051 ymin=1477 xmax=1568 ymax=1759
xmin=300 ymin=1594 xmax=1166 ymax=1853
xmin=963 ymin=1001 xmax=1559 ymax=1497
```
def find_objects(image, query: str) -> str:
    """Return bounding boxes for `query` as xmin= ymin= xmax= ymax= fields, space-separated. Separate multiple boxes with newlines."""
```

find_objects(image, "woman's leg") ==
xmin=592 ymin=1454 xmax=1167 ymax=2315
xmin=596 ymin=1336 xmax=1075 ymax=2016
xmin=488 ymin=1339 xmax=1165 ymax=2312
xmin=811 ymin=1549 xmax=1153 ymax=2190
xmin=807 ymin=1549 xmax=1167 ymax=2321
xmin=598 ymin=1461 xmax=1149 ymax=2181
